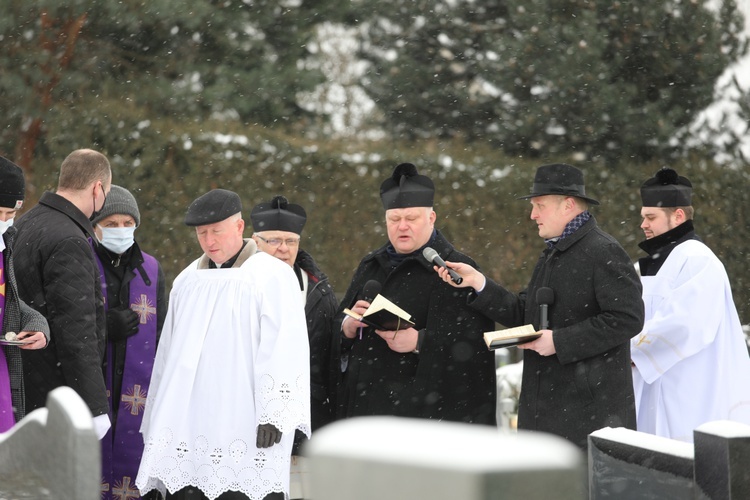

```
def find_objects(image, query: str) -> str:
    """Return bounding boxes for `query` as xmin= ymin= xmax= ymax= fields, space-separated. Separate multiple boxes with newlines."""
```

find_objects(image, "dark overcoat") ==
xmin=2 ymin=227 xmax=50 ymax=421
xmin=468 ymin=217 xmax=644 ymax=447
xmin=14 ymin=192 xmax=109 ymax=416
xmin=336 ymin=231 xmax=496 ymax=425
xmin=296 ymin=249 xmax=339 ymax=431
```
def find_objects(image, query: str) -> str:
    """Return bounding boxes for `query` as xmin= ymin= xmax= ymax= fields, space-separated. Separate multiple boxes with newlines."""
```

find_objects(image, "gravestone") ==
xmin=588 ymin=427 xmax=694 ymax=500
xmin=306 ymin=416 xmax=584 ymax=500
xmin=694 ymin=420 xmax=750 ymax=500
xmin=0 ymin=386 xmax=100 ymax=499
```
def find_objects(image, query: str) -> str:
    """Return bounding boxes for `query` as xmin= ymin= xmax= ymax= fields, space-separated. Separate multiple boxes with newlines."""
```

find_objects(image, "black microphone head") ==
xmin=361 ymin=280 xmax=382 ymax=301
xmin=536 ymin=287 xmax=555 ymax=305
xmin=422 ymin=247 xmax=439 ymax=263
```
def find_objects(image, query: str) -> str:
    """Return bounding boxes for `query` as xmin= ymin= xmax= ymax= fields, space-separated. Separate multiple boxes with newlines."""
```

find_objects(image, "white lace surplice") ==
xmin=136 ymin=252 xmax=311 ymax=500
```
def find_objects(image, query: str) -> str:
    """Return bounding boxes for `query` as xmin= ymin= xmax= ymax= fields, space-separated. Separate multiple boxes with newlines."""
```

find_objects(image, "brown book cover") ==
xmin=343 ymin=294 xmax=416 ymax=331
xmin=483 ymin=324 xmax=541 ymax=350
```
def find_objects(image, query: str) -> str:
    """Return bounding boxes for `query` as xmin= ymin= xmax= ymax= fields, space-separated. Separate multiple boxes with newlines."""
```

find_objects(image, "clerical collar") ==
xmin=209 ymin=241 xmax=248 ymax=269
xmin=545 ymin=211 xmax=590 ymax=249
xmin=638 ymin=219 xmax=695 ymax=256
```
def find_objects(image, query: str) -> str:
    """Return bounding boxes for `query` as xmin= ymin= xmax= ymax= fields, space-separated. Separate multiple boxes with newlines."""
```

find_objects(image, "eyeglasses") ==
xmin=255 ymin=234 xmax=300 ymax=248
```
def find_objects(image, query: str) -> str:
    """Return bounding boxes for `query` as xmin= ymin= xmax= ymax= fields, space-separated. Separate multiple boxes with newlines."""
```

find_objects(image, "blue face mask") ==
xmin=98 ymin=226 xmax=136 ymax=255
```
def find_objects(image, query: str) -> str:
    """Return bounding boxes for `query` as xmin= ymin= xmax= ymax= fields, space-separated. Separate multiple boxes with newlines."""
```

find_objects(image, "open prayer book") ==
xmin=483 ymin=324 xmax=542 ymax=350
xmin=343 ymin=294 xmax=416 ymax=331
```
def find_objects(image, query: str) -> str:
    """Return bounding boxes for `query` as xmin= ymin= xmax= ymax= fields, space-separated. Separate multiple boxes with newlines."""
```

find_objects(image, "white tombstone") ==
xmin=307 ymin=416 xmax=583 ymax=500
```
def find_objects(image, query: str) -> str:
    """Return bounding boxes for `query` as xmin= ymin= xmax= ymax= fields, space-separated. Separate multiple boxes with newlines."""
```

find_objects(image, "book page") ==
xmin=365 ymin=294 xmax=413 ymax=322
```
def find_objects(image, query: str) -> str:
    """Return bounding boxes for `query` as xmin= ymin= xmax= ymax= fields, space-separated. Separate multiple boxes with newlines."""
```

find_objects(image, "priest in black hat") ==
xmin=137 ymin=189 xmax=310 ymax=500
xmin=632 ymin=167 xmax=750 ymax=442
xmin=251 ymin=196 xmax=338 ymax=452
xmin=433 ymin=163 xmax=644 ymax=449
xmin=335 ymin=163 xmax=496 ymax=425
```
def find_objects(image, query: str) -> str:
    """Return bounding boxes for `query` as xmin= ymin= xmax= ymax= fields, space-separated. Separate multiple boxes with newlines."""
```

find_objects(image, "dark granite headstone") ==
xmin=694 ymin=421 xmax=750 ymax=500
xmin=589 ymin=427 xmax=694 ymax=500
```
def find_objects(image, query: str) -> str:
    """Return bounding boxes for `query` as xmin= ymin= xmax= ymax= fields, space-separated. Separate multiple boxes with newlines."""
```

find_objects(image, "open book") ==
xmin=343 ymin=294 xmax=416 ymax=331
xmin=483 ymin=324 xmax=541 ymax=350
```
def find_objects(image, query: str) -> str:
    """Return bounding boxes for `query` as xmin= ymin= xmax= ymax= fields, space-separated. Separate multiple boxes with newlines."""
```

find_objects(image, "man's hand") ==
xmin=106 ymin=306 xmax=140 ymax=342
xmin=374 ymin=326 xmax=418 ymax=353
xmin=16 ymin=331 xmax=47 ymax=349
xmin=517 ymin=329 xmax=556 ymax=356
xmin=342 ymin=300 xmax=371 ymax=339
xmin=435 ymin=261 xmax=487 ymax=292
xmin=256 ymin=423 xmax=282 ymax=448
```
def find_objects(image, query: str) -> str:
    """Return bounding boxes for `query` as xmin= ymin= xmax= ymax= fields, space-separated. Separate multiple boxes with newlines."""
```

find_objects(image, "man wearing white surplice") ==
xmin=137 ymin=189 xmax=310 ymax=500
xmin=632 ymin=168 xmax=750 ymax=443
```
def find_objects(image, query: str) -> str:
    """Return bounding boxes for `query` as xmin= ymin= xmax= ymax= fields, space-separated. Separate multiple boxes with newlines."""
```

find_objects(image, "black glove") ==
xmin=256 ymin=423 xmax=282 ymax=448
xmin=106 ymin=306 xmax=140 ymax=342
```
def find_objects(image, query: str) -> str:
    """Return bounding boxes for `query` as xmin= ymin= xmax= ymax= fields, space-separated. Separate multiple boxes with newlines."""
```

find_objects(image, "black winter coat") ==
xmin=14 ymin=192 xmax=108 ymax=416
xmin=295 ymin=249 xmax=338 ymax=431
xmin=468 ymin=217 xmax=644 ymax=447
xmin=336 ymin=231 xmax=496 ymax=425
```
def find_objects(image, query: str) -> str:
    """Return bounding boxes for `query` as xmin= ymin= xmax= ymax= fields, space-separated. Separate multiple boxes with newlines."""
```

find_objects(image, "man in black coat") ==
xmin=14 ymin=149 xmax=112 ymax=439
xmin=337 ymin=163 xmax=496 ymax=425
xmin=436 ymin=164 xmax=644 ymax=448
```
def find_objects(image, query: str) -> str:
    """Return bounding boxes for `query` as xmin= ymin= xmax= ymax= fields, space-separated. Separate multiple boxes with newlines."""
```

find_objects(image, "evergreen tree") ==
xmin=354 ymin=0 xmax=747 ymax=165
xmin=0 ymin=0 xmax=347 ymax=174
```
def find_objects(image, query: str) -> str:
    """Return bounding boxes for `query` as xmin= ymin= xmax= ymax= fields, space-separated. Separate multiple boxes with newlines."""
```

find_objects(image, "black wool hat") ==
xmin=250 ymin=195 xmax=307 ymax=235
xmin=0 ymin=156 xmax=25 ymax=210
xmin=518 ymin=163 xmax=599 ymax=205
xmin=380 ymin=163 xmax=435 ymax=210
xmin=185 ymin=189 xmax=243 ymax=226
xmin=640 ymin=167 xmax=692 ymax=208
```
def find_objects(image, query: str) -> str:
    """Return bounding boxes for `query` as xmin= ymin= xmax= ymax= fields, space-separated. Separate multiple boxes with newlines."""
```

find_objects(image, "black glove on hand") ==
xmin=106 ymin=306 xmax=140 ymax=342
xmin=256 ymin=423 xmax=282 ymax=448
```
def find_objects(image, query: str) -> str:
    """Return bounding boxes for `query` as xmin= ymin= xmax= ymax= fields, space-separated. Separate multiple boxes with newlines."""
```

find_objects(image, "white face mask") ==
xmin=98 ymin=226 xmax=136 ymax=255
xmin=0 ymin=218 xmax=14 ymax=236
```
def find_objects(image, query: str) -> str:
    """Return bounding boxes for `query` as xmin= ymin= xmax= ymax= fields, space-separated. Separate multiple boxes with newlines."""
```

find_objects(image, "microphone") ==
xmin=358 ymin=280 xmax=381 ymax=339
xmin=536 ymin=287 xmax=554 ymax=330
xmin=422 ymin=247 xmax=463 ymax=285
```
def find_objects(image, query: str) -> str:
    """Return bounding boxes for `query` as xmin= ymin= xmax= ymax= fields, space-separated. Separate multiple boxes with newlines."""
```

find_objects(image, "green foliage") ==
xmin=0 ymin=0 xmax=350 ymax=167
xmin=354 ymin=0 xmax=747 ymax=165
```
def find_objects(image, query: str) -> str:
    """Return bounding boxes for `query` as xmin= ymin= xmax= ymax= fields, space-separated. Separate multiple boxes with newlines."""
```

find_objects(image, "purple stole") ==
xmin=95 ymin=250 xmax=158 ymax=499
xmin=0 ymin=252 xmax=13 ymax=432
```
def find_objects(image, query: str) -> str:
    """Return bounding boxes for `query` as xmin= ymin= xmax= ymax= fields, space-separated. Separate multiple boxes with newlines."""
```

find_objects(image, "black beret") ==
xmin=0 ymin=156 xmax=25 ymax=210
xmin=640 ymin=168 xmax=692 ymax=207
xmin=250 ymin=195 xmax=307 ymax=235
xmin=380 ymin=163 xmax=435 ymax=210
xmin=184 ymin=189 xmax=242 ymax=226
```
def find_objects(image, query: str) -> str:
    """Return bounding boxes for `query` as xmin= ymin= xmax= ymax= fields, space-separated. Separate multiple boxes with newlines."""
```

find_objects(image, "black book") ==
xmin=343 ymin=294 xmax=416 ymax=331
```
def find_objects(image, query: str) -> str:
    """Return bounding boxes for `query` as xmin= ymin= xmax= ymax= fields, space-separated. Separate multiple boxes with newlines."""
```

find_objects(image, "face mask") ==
xmin=99 ymin=226 xmax=136 ymax=255
xmin=90 ymin=185 xmax=107 ymax=222
xmin=0 ymin=218 xmax=14 ymax=236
